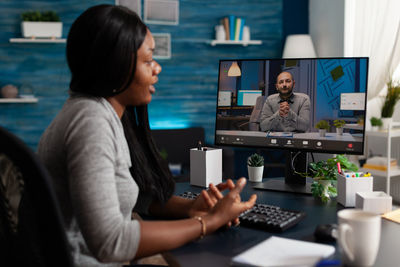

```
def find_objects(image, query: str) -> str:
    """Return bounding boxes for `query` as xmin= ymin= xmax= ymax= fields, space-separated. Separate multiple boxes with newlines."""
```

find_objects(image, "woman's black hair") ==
xmin=66 ymin=4 xmax=147 ymax=96
xmin=122 ymin=106 xmax=175 ymax=205
xmin=68 ymin=5 xmax=174 ymax=203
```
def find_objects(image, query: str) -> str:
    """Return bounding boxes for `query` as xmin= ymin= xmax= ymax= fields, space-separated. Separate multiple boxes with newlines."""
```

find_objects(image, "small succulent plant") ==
xmin=247 ymin=153 xmax=264 ymax=167
xmin=333 ymin=119 xmax=346 ymax=128
xmin=370 ymin=117 xmax=382 ymax=127
xmin=315 ymin=120 xmax=330 ymax=130
xmin=21 ymin=11 xmax=61 ymax=22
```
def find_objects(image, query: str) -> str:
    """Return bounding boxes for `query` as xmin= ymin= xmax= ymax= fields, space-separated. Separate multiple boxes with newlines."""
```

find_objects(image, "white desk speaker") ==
xmin=190 ymin=147 xmax=222 ymax=188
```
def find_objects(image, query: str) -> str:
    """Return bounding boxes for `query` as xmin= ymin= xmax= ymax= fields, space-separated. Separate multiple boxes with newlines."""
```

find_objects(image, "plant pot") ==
xmin=371 ymin=126 xmax=379 ymax=131
xmin=21 ymin=21 xmax=63 ymax=38
xmin=336 ymin=127 xmax=343 ymax=136
xmin=318 ymin=129 xmax=326 ymax=137
xmin=313 ymin=179 xmax=334 ymax=203
xmin=318 ymin=180 xmax=332 ymax=188
xmin=381 ymin=117 xmax=393 ymax=130
xmin=247 ymin=165 xmax=264 ymax=182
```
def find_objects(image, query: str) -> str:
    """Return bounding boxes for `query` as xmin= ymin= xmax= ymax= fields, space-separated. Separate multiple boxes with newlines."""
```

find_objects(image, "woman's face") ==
xmin=122 ymin=30 xmax=161 ymax=106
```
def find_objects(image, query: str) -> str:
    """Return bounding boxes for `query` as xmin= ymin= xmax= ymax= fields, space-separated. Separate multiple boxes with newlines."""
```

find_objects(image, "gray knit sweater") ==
xmin=38 ymin=94 xmax=141 ymax=266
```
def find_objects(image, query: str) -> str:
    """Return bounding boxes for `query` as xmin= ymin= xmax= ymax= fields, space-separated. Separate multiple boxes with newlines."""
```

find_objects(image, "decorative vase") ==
xmin=318 ymin=129 xmax=326 ymax=137
xmin=1 ymin=84 xmax=18 ymax=98
xmin=318 ymin=180 xmax=331 ymax=188
xmin=336 ymin=127 xmax=343 ymax=136
xmin=314 ymin=179 xmax=333 ymax=203
xmin=242 ymin=26 xmax=250 ymax=42
xmin=247 ymin=165 xmax=264 ymax=182
xmin=381 ymin=117 xmax=393 ymax=130
xmin=215 ymin=25 xmax=226 ymax=41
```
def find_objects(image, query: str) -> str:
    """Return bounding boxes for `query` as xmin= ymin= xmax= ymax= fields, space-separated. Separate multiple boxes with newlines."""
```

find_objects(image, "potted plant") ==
xmin=247 ymin=153 xmax=264 ymax=182
xmin=370 ymin=116 xmax=382 ymax=131
xmin=333 ymin=119 xmax=346 ymax=135
xmin=315 ymin=120 xmax=330 ymax=137
xmin=21 ymin=11 xmax=62 ymax=39
xmin=381 ymin=78 xmax=400 ymax=129
xmin=297 ymin=155 xmax=358 ymax=203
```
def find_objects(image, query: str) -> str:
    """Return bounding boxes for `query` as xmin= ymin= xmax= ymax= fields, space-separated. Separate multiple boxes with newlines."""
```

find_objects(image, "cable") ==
xmin=291 ymin=151 xmax=309 ymax=177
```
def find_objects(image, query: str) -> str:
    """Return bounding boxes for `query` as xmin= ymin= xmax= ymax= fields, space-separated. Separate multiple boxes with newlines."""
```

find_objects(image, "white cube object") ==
xmin=190 ymin=147 xmax=222 ymax=187
xmin=337 ymin=173 xmax=373 ymax=207
xmin=21 ymin=22 xmax=63 ymax=38
xmin=355 ymin=191 xmax=392 ymax=214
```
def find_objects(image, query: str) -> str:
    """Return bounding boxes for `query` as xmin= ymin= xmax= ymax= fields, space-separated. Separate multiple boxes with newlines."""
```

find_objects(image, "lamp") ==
xmin=228 ymin=61 xmax=241 ymax=76
xmin=282 ymin=34 xmax=317 ymax=58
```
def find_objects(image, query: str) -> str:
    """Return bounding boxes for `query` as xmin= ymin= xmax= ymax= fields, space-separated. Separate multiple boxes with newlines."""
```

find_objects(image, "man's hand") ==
xmin=279 ymin=102 xmax=290 ymax=117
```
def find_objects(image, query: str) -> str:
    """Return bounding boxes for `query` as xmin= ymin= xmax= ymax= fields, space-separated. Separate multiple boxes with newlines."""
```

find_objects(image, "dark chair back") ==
xmin=249 ymin=95 xmax=267 ymax=131
xmin=0 ymin=126 xmax=73 ymax=267
xmin=152 ymin=127 xmax=205 ymax=171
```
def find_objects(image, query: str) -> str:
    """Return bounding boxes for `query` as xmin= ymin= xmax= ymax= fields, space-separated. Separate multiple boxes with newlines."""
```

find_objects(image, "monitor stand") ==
xmin=253 ymin=151 xmax=312 ymax=195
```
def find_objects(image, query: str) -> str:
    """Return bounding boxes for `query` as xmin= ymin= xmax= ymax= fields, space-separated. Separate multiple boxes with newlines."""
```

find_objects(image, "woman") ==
xmin=122 ymin=105 xmax=236 ymax=219
xmin=37 ymin=4 xmax=256 ymax=267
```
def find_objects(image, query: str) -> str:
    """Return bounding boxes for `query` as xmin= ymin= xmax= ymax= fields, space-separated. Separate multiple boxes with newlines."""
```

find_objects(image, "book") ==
xmin=222 ymin=17 xmax=230 ymax=40
xmin=239 ymin=18 xmax=245 ymax=40
xmin=366 ymin=156 xmax=397 ymax=166
xmin=231 ymin=236 xmax=335 ymax=267
xmin=234 ymin=18 xmax=241 ymax=41
xmin=363 ymin=163 xmax=396 ymax=171
xmin=363 ymin=156 xmax=397 ymax=171
xmin=229 ymin=15 xmax=235 ymax=41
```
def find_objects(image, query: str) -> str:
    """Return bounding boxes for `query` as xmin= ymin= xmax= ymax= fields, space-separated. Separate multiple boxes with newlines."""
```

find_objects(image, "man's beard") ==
xmin=279 ymin=87 xmax=293 ymax=98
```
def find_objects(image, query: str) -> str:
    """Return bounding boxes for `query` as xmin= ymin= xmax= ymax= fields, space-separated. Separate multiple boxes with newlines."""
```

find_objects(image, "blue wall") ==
xmin=0 ymin=0 xmax=308 ymax=150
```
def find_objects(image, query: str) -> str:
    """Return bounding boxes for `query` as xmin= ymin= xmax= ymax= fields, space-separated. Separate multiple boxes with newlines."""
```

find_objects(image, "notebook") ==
xmin=382 ymin=208 xmax=400 ymax=224
xmin=231 ymin=236 xmax=335 ymax=267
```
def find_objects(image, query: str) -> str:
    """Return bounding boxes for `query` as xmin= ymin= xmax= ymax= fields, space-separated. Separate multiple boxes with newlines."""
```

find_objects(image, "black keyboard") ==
xmin=179 ymin=191 xmax=306 ymax=232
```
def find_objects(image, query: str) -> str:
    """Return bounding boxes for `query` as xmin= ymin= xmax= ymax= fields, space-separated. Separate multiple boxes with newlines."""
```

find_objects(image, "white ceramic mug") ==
xmin=337 ymin=209 xmax=381 ymax=266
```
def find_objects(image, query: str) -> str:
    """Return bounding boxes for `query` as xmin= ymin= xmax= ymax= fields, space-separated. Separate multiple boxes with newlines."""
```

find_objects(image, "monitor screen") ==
xmin=237 ymin=90 xmax=263 ymax=106
xmin=215 ymin=58 xmax=368 ymax=155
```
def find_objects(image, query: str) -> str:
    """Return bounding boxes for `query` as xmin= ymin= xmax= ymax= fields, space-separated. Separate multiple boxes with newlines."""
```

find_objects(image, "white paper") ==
xmin=231 ymin=236 xmax=335 ymax=267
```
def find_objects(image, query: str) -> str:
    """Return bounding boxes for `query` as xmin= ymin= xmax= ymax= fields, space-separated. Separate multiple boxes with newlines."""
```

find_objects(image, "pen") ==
xmin=337 ymin=162 xmax=342 ymax=174
xmin=354 ymin=172 xmax=364 ymax=177
xmin=344 ymin=172 xmax=355 ymax=178
xmin=316 ymin=259 xmax=341 ymax=267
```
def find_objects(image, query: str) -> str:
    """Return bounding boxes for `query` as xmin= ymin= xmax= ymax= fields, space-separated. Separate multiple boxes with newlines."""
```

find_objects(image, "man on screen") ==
xmin=260 ymin=71 xmax=310 ymax=132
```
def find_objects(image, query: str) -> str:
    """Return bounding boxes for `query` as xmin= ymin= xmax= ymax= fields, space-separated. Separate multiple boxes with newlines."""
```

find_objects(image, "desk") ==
xmin=169 ymin=181 xmax=400 ymax=267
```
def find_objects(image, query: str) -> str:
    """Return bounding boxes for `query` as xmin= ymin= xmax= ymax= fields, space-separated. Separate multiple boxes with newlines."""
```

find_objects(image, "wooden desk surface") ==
xmin=169 ymin=180 xmax=400 ymax=267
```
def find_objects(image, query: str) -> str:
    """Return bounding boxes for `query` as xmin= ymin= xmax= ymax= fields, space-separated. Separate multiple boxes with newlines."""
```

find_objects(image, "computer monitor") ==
xmin=214 ymin=58 xmax=368 ymax=194
xmin=237 ymin=90 xmax=263 ymax=106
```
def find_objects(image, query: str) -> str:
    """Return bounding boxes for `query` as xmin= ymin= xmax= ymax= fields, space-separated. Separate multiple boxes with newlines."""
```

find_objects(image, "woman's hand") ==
xmin=187 ymin=179 xmax=235 ymax=218
xmin=203 ymin=178 xmax=257 ymax=233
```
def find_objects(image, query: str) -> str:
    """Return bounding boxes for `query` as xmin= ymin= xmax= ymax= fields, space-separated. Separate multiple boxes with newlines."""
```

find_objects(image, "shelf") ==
xmin=0 ymin=98 xmax=38 ymax=103
xmin=366 ymin=129 xmax=400 ymax=138
xmin=364 ymin=122 xmax=400 ymax=195
xmin=9 ymin=38 xmax=66 ymax=43
xmin=360 ymin=167 xmax=400 ymax=177
xmin=343 ymin=123 xmax=363 ymax=130
xmin=208 ymin=40 xmax=262 ymax=46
